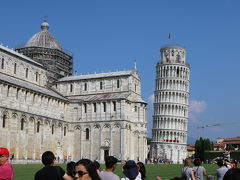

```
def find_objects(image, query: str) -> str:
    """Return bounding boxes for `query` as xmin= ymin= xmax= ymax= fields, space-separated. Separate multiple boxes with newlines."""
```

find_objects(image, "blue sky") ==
xmin=2 ymin=0 xmax=240 ymax=143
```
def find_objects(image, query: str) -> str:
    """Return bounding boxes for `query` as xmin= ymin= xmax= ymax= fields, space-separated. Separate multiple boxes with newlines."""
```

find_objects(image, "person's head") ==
xmin=223 ymin=168 xmax=240 ymax=180
xmin=217 ymin=159 xmax=224 ymax=167
xmin=75 ymin=159 xmax=101 ymax=180
xmin=67 ymin=161 xmax=76 ymax=178
xmin=0 ymin=147 xmax=10 ymax=165
xmin=193 ymin=158 xmax=202 ymax=166
xmin=231 ymin=159 xmax=237 ymax=167
xmin=137 ymin=162 xmax=146 ymax=179
xmin=123 ymin=160 xmax=138 ymax=180
xmin=183 ymin=158 xmax=191 ymax=167
xmin=41 ymin=151 xmax=55 ymax=166
xmin=93 ymin=160 xmax=100 ymax=172
xmin=105 ymin=156 xmax=118 ymax=171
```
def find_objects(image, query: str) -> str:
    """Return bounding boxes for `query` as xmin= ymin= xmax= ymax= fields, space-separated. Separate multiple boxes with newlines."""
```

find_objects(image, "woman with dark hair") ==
xmin=136 ymin=162 xmax=146 ymax=180
xmin=223 ymin=168 xmax=240 ymax=180
xmin=74 ymin=159 xmax=101 ymax=180
xmin=66 ymin=161 xmax=76 ymax=179
xmin=93 ymin=160 xmax=101 ymax=173
xmin=193 ymin=158 xmax=207 ymax=180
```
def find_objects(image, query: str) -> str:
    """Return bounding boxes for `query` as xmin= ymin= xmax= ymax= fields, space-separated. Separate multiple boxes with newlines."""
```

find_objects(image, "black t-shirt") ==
xmin=35 ymin=166 xmax=65 ymax=180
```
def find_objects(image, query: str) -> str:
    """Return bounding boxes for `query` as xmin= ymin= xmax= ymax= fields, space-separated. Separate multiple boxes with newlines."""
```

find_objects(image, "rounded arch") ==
xmin=11 ymin=112 xmax=18 ymax=119
xmin=29 ymin=116 xmax=35 ymax=123
xmin=113 ymin=123 xmax=120 ymax=129
xmin=85 ymin=128 xmax=90 ymax=140
xmin=2 ymin=110 xmax=9 ymax=117
xmin=63 ymin=126 xmax=67 ymax=136
xmin=2 ymin=113 xmax=8 ymax=128
xmin=44 ymin=119 xmax=50 ymax=126
xmin=74 ymin=125 xmax=81 ymax=130
xmin=36 ymin=121 xmax=41 ymax=133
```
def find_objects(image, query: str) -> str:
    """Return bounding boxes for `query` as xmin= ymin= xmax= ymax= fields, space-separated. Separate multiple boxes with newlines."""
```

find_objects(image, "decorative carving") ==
xmin=113 ymin=124 xmax=120 ymax=128
xmin=74 ymin=125 xmax=81 ymax=130
xmin=103 ymin=124 xmax=110 ymax=128
xmin=94 ymin=124 xmax=100 ymax=129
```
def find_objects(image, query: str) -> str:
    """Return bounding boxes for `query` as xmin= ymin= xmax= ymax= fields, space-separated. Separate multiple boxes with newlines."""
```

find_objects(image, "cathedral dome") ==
xmin=25 ymin=20 xmax=62 ymax=50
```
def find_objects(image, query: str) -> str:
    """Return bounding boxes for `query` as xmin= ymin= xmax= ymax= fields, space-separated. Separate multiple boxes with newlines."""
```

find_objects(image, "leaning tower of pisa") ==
xmin=150 ymin=46 xmax=190 ymax=164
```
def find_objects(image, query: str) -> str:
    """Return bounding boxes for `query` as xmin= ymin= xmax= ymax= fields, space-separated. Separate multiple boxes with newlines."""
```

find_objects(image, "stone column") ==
xmin=120 ymin=126 xmax=125 ymax=161
xmin=110 ymin=125 xmax=112 ymax=155
xmin=99 ymin=127 xmax=102 ymax=161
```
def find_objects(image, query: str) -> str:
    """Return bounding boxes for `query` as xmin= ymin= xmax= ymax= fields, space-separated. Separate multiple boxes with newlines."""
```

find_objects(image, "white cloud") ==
xmin=189 ymin=100 xmax=206 ymax=114
xmin=148 ymin=94 xmax=154 ymax=104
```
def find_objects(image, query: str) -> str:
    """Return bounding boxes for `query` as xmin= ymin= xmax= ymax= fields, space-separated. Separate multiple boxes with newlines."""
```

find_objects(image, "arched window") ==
xmin=176 ymin=68 xmax=180 ymax=77
xmin=36 ymin=72 xmax=38 ymax=82
xmin=1 ymin=58 xmax=4 ymax=69
xmin=52 ymin=124 xmax=54 ymax=134
xmin=37 ymin=121 xmax=40 ymax=133
xmin=14 ymin=63 xmax=17 ymax=74
xmin=113 ymin=101 xmax=116 ymax=111
xmin=93 ymin=103 xmax=96 ymax=112
xmin=64 ymin=127 xmax=67 ymax=136
xmin=100 ymin=81 xmax=103 ymax=90
xmin=25 ymin=68 xmax=28 ymax=78
xmin=7 ymin=85 xmax=10 ymax=97
xmin=103 ymin=102 xmax=106 ymax=112
xmin=20 ymin=118 xmax=24 ymax=130
xmin=84 ymin=103 xmax=87 ymax=113
xmin=2 ymin=114 xmax=7 ymax=128
xmin=70 ymin=84 xmax=73 ymax=92
xmin=84 ymin=82 xmax=87 ymax=91
xmin=117 ymin=79 xmax=120 ymax=88
xmin=86 ymin=128 xmax=89 ymax=140
xmin=16 ymin=88 xmax=20 ymax=99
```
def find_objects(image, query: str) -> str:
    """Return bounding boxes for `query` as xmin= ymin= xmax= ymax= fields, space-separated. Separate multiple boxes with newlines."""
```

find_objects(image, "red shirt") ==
xmin=0 ymin=163 xmax=14 ymax=180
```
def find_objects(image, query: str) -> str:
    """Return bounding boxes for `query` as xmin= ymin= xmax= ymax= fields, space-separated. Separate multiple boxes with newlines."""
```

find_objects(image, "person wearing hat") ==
xmin=121 ymin=160 xmax=142 ymax=180
xmin=0 ymin=147 xmax=14 ymax=180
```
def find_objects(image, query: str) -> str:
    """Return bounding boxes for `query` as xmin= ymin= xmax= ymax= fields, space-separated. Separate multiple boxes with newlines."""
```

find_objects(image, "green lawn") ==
xmin=13 ymin=163 xmax=218 ymax=180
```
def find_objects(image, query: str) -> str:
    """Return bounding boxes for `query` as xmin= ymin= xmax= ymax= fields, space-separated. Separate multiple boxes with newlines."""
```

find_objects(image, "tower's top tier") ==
xmin=160 ymin=46 xmax=186 ymax=65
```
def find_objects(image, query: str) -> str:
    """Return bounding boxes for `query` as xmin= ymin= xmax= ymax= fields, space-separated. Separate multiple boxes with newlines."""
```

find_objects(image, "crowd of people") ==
xmin=179 ymin=157 xmax=240 ymax=180
xmin=1 ymin=146 xmax=240 ymax=180
xmin=34 ymin=150 xmax=147 ymax=180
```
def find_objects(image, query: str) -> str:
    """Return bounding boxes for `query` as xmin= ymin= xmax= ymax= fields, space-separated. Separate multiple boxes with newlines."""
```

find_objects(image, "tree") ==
xmin=194 ymin=137 xmax=214 ymax=161
xmin=227 ymin=144 xmax=234 ymax=150
xmin=195 ymin=139 xmax=201 ymax=159
xmin=147 ymin=138 xmax=152 ymax=145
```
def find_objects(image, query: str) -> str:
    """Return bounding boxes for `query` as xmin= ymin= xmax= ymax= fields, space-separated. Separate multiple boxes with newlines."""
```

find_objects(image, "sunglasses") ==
xmin=74 ymin=170 xmax=88 ymax=177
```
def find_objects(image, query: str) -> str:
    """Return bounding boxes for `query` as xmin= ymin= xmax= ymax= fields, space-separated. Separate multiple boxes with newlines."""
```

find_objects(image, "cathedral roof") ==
xmin=25 ymin=20 xmax=62 ymax=50
xmin=58 ymin=70 xmax=137 ymax=81
xmin=0 ymin=45 xmax=42 ymax=67
xmin=68 ymin=92 xmax=146 ymax=103
xmin=0 ymin=73 xmax=67 ymax=101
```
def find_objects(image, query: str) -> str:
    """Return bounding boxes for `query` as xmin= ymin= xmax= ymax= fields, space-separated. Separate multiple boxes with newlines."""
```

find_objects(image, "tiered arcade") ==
xmin=150 ymin=46 xmax=190 ymax=163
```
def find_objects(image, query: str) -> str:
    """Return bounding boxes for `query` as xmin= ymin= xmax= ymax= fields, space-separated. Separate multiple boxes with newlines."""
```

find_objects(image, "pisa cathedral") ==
xmin=150 ymin=46 xmax=190 ymax=163
xmin=0 ymin=21 xmax=148 ymax=163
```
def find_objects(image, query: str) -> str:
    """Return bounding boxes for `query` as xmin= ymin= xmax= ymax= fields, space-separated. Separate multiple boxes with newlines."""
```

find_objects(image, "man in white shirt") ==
xmin=216 ymin=159 xmax=228 ymax=180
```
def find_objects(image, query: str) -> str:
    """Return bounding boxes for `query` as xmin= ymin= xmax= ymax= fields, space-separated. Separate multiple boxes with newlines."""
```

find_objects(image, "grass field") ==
xmin=13 ymin=163 xmax=218 ymax=180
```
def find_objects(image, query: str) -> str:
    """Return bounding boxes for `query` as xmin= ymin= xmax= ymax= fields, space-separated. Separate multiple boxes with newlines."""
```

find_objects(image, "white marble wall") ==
xmin=0 ymin=48 xmax=48 ymax=86
xmin=0 ymin=46 xmax=148 ymax=163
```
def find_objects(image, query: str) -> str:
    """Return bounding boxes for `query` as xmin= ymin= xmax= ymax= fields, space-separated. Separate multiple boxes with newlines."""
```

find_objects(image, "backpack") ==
xmin=181 ymin=168 xmax=188 ymax=180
